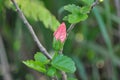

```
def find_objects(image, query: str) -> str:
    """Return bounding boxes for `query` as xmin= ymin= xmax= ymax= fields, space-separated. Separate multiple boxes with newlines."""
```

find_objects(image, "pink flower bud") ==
xmin=54 ymin=22 xmax=67 ymax=43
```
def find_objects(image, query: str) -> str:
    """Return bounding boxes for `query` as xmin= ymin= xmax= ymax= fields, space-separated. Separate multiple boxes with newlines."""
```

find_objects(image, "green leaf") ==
xmin=63 ymin=4 xmax=88 ymax=23
xmin=64 ymin=4 xmax=80 ymax=14
xmin=51 ymin=54 xmax=76 ymax=73
xmin=15 ymin=0 xmax=60 ymax=31
xmin=67 ymin=14 xmax=81 ymax=23
xmin=34 ymin=52 xmax=50 ymax=64
xmin=80 ymin=6 xmax=91 ymax=14
xmin=47 ymin=67 xmax=56 ymax=77
xmin=23 ymin=60 xmax=46 ymax=73
xmin=64 ymin=13 xmax=88 ymax=23
xmin=81 ymin=0 xmax=94 ymax=5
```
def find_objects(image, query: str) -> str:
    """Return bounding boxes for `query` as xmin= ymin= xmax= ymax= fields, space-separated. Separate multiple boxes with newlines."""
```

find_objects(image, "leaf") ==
xmin=81 ymin=0 xmax=94 ymax=5
xmin=34 ymin=52 xmax=50 ymax=64
xmin=80 ymin=6 xmax=91 ymax=14
xmin=51 ymin=54 xmax=76 ymax=73
xmin=23 ymin=60 xmax=46 ymax=73
xmin=67 ymin=14 xmax=81 ymax=23
xmin=63 ymin=4 xmax=88 ymax=23
xmin=47 ymin=67 xmax=56 ymax=77
xmin=64 ymin=13 xmax=88 ymax=23
xmin=15 ymin=0 xmax=60 ymax=31
xmin=64 ymin=4 xmax=80 ymax=14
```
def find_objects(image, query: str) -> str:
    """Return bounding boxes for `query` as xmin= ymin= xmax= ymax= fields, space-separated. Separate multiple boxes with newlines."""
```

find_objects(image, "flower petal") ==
xmin=54 ymin=22 xmax=66 ymax=42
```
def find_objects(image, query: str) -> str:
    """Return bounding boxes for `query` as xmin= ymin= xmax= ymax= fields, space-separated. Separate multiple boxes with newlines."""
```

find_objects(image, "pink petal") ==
xmin=54 ymin=22 xmax=66 ymax=42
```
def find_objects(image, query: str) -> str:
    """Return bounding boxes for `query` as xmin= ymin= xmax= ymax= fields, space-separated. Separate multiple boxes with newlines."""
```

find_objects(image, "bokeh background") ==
xmin=0 ymin=0 xmax=120 ymax=80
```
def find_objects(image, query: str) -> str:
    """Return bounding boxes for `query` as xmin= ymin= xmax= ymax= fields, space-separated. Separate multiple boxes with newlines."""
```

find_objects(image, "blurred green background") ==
xmin=1 ymin=0 xmax=120 ymax=80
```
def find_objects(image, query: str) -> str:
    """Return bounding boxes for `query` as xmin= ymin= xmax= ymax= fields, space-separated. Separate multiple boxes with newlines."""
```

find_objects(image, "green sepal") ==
xmin=53 ymin=38 xmax=64 ymax=51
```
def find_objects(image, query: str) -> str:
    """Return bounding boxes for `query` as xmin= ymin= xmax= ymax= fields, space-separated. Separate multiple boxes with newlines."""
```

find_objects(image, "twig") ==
xmin=10 ymin=0 xmax=52 ymax=59
xmin=58 ymin=47 xmax=67 ymax=79
xmin=61 ymin=71 xmax=67 ymax=80
xmin=91 ymin=0 xmax=100 ymax=9
xmin=67 ymin=24 xmax=76 ymax=34
xmin=0 ymin=35 xmax=13 ymax=80
xmin=10 ymin=0 xmax=59 ymax=80
xmin=59 ymin=49 xmax=67 ymax=80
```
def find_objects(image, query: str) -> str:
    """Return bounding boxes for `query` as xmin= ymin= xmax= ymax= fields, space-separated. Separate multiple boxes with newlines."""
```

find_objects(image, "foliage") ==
xmin=63 ymin=4 xmax=89 ymax=23
xmin=34 ymin=52 xmax=50 ymax=64
xmin=15 ymin=0 xmax=60 ymax=31
xmin=23 ymin=52 xmax=76 ymax=77
xmin=1 ymin=0 xmax=120 ymax=80
xmin=51 ymin=54 xmax=76 ymax=73
xmin=23 ymin=60 xmax=47 ymax=73
xmin=22 ymin=0 xmax=96 ymax=78
xmin=81 ymin=0 xmax=94 ymax=5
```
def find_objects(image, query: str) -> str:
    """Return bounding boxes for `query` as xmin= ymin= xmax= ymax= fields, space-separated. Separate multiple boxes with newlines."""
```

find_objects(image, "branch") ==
xmin=61 ymin=71 xmax=67 ymax=80
xmin=10 ymin=0 xmax=52 ymax=59
xmin=11 ymin=0 xmax=59 ymax=80
xmin=67 ymin=24 xmax=76 ymax=34
xmin=91 ymin=0 xmax=101 ymax=9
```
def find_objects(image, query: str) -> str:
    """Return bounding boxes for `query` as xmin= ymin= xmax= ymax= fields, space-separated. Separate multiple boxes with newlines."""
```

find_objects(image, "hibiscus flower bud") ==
xmin=53 ymin=22 xmax=67 ymax=43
